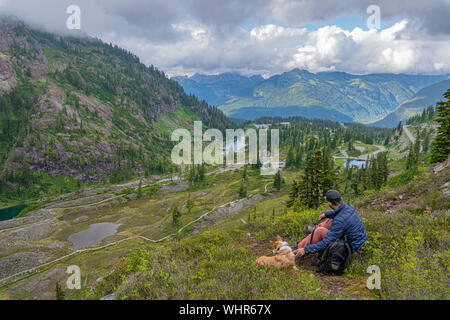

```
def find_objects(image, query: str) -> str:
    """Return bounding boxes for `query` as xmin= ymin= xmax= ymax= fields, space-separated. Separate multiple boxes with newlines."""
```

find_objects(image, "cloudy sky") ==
xmin=1 ymin=0 xmax=449 ymax=77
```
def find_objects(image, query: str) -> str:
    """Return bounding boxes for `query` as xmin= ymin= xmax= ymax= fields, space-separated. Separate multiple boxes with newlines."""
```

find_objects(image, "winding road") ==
xmin=403 ymin=125 xmax=416 ymax=144
xmin=333 ymin=144 xmax=386 ymax=161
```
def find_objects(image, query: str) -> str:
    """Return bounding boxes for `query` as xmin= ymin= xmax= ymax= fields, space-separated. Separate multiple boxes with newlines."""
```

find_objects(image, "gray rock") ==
xmin=74 ymin=216 xmax=89 ymax=223
xmin=100 ymin=293 xmax=116 ymax=300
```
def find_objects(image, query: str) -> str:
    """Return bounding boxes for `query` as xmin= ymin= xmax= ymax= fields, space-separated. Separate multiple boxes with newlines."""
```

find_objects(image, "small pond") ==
xmin=68 ymin=222 xmax=122 ymax=250
xmin=0 ymin=205 xmax=27 ymax=221
xmin=345 ymin=160 xmax=368 ymax=169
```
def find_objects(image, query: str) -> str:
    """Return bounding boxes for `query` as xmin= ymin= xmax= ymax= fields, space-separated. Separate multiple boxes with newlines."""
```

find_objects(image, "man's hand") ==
xmin=294 ymin=248 xmax=305 ymax=258
xmin=318 ymin=213 xmax=326 ymax=221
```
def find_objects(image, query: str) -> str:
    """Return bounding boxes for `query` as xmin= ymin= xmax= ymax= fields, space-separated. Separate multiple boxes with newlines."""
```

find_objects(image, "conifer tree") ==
xmin=286 ymin=147 xmax=295 ymax=168
xmin=406 ymin=144 xmax=417 ymax=169
xmin=186 ymin=193 xmax=194 ymax=214
xmin=238 ymin=179 xmax=247 ymax=198
xmin=137 ymin=178 xmax=142 ymax=199
xmin=430 ymin=89 xmax=450 ymax=163
xmin=55 ymin=282 xmax=65 ymax=300
xmin=172 ymin=206 xmax=181 ymax=225
xmin=423 ymin=130 xmax=431 ymax=153
xmin=273 ymin=170 xmax=282 ymax=191
xmin=287 ymin=180 xmax=300 ymax=208
xmin=293 ymin=150 xmax=337 ymax=209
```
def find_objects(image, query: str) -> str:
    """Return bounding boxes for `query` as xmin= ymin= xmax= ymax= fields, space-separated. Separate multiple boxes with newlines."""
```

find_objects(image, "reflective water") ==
xmin=0 ymin=205 xmax=27 ymax=221
xmin=68 ymin=222 xmax=121 ymax=250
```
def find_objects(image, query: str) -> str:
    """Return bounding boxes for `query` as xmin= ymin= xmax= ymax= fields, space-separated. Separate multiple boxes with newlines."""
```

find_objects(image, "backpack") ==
xmin=310 ymin=227 xmax=352 ymax=276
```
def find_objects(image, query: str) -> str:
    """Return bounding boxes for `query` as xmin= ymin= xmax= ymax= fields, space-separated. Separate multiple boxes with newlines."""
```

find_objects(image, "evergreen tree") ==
xmin=397 ymin=121 xmax=403 ymax=135
xmin=137 ymin=178 xmax=142 ymax=199
xmin=430 ymin=89 xmax=450 ymax=163
xmin=186 ymin=193 xmax=194 ymax=214
xmin=172 ymin=206 xmax=181 ymax=225
xmin=243 ymin=166 xmax=248 ymax=182
xmin=423 ymin=130 xmax=431 ymax=153
xmin=197 ymin=163 xmax=206 ymax=182
xmin=293 ymin=150 xmax=336 ymax=209
xmin=406 ymin=144 xmax=416 ymax=170
xmin=287 ymin=180 xmax=300 ymax=208
xmin=273 ymin=170 xmax=282 ymax=191
xmin=238 ymin=179 xmax=247 ymax=198
xmin=55 ymin=282 xmax=65 ymax=300
xmin=286 ymin=147 xmax=295 ymax=168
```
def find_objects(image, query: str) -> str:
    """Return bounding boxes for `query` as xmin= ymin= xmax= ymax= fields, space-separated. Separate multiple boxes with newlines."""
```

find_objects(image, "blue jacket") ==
xmin=304 ymin=203 xmax=368 ymax=254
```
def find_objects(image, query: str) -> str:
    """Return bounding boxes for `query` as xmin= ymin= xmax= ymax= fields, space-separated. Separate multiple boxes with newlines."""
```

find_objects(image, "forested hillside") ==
xmin=374 ymin=79 xmax=450 ymax=127
xmin=0 ymin=18 xmax=233 ymax=202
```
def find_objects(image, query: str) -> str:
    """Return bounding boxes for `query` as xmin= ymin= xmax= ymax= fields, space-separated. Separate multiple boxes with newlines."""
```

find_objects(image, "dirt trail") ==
xmin=334 ymin=144 xmax=386 ymax=161
xmin=0 ymin=192 xmax=268 ymax=288
xmin=403 ymin=125 xmax=416 ymax=144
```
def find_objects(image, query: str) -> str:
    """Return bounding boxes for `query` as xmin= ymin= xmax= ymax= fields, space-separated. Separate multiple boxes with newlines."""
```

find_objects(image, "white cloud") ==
xmin=250 ymin=24 xmax=306 ymax=41
xmin=286 ymin=19 xmax=450 ymax=74
xmin=0 ymin=0 xmax=449 ymax=76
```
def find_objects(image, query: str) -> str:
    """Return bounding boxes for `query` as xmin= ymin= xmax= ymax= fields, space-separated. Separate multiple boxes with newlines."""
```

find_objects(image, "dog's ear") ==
xmin=276 ymin=235 xmax=282 ymax=241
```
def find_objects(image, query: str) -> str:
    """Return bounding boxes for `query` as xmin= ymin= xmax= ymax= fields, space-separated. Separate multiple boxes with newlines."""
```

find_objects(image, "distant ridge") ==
xmin=174 ymin=69 xmax=448 ymax=123
xmin=373 ymin=79 xmax=450 ymax=127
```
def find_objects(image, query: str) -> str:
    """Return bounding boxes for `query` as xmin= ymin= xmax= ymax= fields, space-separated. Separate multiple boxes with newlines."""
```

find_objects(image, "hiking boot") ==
xmin=306 ymin=225 xmax=315 ymax=233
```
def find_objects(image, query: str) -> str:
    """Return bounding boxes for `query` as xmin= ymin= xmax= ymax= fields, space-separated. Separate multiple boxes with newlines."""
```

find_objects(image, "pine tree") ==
xmin=273 ymin=170 xmax=282 ymax=191
xmin=137 ymin=178 xmax=143 ymax=199
xmin=430 ymin=89 xmax=450 ymax=163
xmin=186 ymin=193 xmax=194 ymax=214
xmin=423 ymin=130 xmax=431 ymax=153
xmin=172 ymin=206 xmax=181 ymax=225
xmin=397 ymin=121 xmax=403 ymax=135
xmin=55 ymin=282 xmax=65 ymax=300
xmin=238 ymin=179 xmax=247 ymax=198
xmin=287 ymin=180 xmax=300 ymax=208
xmin=413 ymin=138 xmax=421 ymax=158
xmin=286 ymin=147 xmax=295 ymax=168
xmin=297 ymin=150 xmax=335 ymax=209
xmin=197 ymin=163 xmax=205 ymax=182
xmin=406 ymin=144 xmax=416 ymax=170
xmin=187 ymin=165 xmax=195 ymax=186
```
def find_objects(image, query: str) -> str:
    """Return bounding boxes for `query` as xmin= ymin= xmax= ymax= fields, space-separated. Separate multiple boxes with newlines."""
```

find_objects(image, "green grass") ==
xmin=89 ymin=230 xmax=331 ymax=300
xmin=90 ymin=164 xmax=449 ymax=300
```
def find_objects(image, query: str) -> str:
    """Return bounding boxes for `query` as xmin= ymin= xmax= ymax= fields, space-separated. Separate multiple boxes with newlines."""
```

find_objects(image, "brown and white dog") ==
xmin=255 ymin=235 xmax=298 ymax=269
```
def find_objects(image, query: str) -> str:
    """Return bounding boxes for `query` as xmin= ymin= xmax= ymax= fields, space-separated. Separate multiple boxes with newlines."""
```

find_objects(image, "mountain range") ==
xmin=173 ymin=70 xmax=449 ymax=124
xmin=373 ymin=79 xmax=450 ymax=127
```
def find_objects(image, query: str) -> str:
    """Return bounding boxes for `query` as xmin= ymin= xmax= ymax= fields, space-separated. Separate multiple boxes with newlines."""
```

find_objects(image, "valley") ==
xmin=174 ymin=71 xmax=449 ymax=124
xmin=0 ymin=16 xmax=448 ymax=302
xmin=0 ymin=116 xmax=448 ymax=300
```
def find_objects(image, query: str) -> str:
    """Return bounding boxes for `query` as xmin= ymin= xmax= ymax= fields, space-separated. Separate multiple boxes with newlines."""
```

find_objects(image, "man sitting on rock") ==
xmin=293 ymin=190 xmax=369 ymax=259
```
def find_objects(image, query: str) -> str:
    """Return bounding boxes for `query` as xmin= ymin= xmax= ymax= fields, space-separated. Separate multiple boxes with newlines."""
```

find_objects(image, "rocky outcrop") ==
xmin=192 ymin=194 xmax=267 ymax=234
xmin=0 ymin=53 xmax=16 ymax=93
xmin=0 ymin=251 xmax=55 ymax=279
